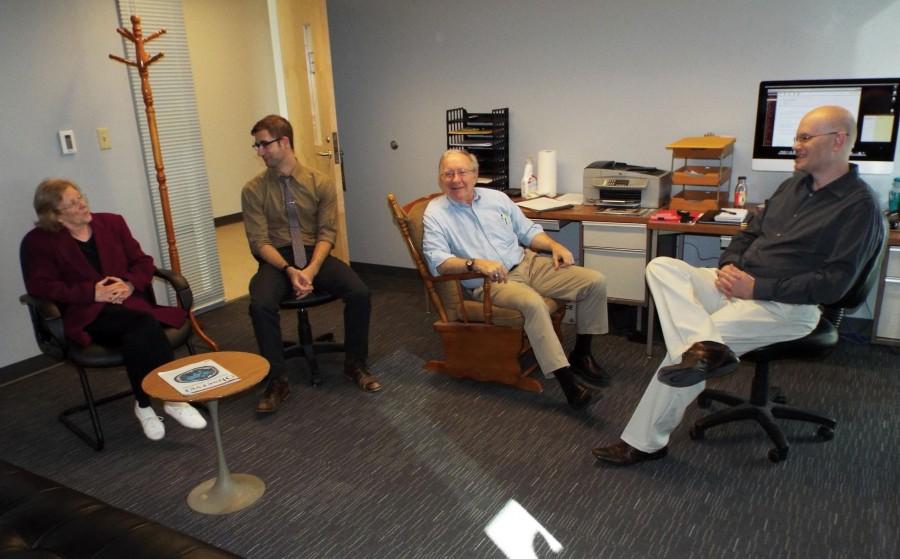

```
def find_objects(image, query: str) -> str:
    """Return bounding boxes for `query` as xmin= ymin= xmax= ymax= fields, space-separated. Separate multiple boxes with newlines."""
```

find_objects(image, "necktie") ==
xmin=279 ymin=176 xmax=307 ymax=268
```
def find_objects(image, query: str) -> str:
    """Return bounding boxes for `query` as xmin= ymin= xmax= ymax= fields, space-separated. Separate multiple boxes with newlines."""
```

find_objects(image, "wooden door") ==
xmin=275 ymin=0 xmax=349 ymax=262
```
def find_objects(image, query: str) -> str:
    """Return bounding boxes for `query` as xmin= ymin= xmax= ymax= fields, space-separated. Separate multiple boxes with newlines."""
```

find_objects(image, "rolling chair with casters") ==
xmin=689 ymin=220 xmax=887 ymax=463
xmin=19 ymin=266 xmax=196 ymax=451
xmin=279 ymin=291 xmax=345 ymax=386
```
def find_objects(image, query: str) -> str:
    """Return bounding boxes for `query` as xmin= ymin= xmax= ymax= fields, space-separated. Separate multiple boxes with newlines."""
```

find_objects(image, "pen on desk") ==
xmin=720 ymin=209 xmax=739 ymax=215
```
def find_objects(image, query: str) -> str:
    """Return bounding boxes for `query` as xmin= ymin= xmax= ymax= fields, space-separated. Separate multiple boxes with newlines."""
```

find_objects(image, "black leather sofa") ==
xmin=0 ymin=460 xmax=241 ymax=558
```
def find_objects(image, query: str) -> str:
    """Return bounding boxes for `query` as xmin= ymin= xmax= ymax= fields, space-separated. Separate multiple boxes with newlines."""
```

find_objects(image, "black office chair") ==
xmin=279 ymin=291 xmax=345 ymax=386
xmin=20 ymin=243 xmax=196 ymax=451
xmin=690 ymin=220 xmax=888 ymax=463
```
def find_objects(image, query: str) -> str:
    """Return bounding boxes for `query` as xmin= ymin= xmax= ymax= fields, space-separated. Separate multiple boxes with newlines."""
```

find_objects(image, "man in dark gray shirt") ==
xmin=593 ymin=106 xmax=883 ymax=466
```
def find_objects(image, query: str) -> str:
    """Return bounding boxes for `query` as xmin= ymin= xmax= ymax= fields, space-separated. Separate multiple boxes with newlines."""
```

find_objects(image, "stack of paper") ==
xmin=713 ymin=208 xmax=748 ymax=223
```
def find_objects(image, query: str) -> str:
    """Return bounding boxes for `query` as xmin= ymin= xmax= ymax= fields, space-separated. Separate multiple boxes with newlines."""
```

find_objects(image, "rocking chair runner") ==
xmin=387 ymin=193 xmax=564 ymax=393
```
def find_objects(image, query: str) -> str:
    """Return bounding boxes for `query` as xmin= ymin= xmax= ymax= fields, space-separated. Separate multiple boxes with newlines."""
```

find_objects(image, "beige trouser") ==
xmin=621 ymin=257 xmax=821 ymax=452
xmin=474 ymin=249 xmax=608 ymax=377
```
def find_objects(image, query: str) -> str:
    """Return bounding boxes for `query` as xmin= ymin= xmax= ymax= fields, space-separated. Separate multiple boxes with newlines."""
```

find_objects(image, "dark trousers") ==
xmin=248 ymin=245 xmax=371 ymax=384
xmin=84 ymin=305 xmax=174 ymax=407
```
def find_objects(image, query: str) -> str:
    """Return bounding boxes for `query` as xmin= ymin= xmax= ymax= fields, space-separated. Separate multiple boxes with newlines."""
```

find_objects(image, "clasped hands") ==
xmin=715 ymin=264 xmax=755 ymax=299
xmin=287 ymin=266 xmax=315 ymax=299
xmin=94 ymin=276 xmax=134 ymax=304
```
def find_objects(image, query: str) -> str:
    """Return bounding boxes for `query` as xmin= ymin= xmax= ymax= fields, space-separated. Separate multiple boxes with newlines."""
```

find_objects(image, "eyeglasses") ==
xmin=440 ymin=168 xmax=476 ymax=180
xmin=57 ymin=193 xmax=87 ymax=212
xmin=793 ymin=131 xmax=843 ymax=144
xmin=252 ymin=137 xmax=282 ymax=150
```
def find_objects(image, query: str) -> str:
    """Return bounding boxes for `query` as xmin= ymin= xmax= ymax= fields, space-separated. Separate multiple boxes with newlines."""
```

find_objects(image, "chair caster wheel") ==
xmin=311 ymin=377 xmax=323 ymax=387
xmin=816 ymin=426 xmax=834 ymax=441
xmin=689 ymin=426 xmax=704 ymax=440
xmin=767 ymin=447 xmax=788 ymax=463
xmin=697 ymin=396 xmax=712 ymax=409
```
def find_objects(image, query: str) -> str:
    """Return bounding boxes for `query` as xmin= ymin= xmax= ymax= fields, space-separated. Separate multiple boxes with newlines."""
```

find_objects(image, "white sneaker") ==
xmin=163 ymin=402 xmax=207 ymax=429
xmin=134 ymin=403 xmax=165 ymax=441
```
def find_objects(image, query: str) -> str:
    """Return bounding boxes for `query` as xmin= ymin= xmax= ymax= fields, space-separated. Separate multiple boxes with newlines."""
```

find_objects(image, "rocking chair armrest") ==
xmin=428 ymin=271 xmax=495 ymax=324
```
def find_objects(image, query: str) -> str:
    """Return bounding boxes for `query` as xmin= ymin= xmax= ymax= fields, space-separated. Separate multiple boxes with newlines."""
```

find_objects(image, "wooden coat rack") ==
xmin=110 ymin=15 xmax=218 ymax=351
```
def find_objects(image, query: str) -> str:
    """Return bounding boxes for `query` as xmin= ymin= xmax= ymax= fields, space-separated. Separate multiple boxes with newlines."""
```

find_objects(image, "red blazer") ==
xmin=22 ymin=213 xmax=187 ymax=347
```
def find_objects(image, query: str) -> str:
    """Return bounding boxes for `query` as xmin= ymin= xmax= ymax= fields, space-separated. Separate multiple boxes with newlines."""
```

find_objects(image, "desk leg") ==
xmin=646 ymin=230 xmax=659 ymax=356
xmin=187 ymin=399 xmax=266 ymax=514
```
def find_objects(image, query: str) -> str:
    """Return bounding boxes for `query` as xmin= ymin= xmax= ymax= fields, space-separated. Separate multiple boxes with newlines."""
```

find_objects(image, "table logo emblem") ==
xmin=174 ymin=366 xmax=219 ymax=383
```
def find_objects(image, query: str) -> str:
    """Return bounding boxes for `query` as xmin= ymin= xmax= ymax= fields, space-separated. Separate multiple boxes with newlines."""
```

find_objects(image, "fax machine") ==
xmin=583 ymin=161 xmax=671 ymax=209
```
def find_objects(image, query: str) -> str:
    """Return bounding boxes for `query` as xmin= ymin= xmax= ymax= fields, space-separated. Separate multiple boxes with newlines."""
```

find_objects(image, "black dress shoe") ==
xmin=256 ymin=378 xmax=290 ymax=413
xmin=592 ymin=441 xmax=668 ymax=465
xmin=552 ymin=368 xmax=593 ymax=410
xmin=568 ymin=351 xmax=611 ymax=387
xmin=657 ymin=341 xmax=738 ymax=387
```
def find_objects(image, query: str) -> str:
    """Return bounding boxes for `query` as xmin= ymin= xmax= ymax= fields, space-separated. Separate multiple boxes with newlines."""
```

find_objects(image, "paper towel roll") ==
xmin=537 ymin=149 xmax=557 ymax=197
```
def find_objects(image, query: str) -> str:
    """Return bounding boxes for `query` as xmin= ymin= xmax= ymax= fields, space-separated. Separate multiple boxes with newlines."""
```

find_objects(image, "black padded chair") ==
xmin=279 ymin=291 xmax=345 ymax=386
xmin=690 ymin=220 xmax=888 ymax=463
xmin=19 ymin=243 xmax=195 ymax=451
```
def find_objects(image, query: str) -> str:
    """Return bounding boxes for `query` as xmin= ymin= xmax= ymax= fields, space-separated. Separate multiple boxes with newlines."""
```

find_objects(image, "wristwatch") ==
xmin=281 ymin=263 xmax=292 ymax=273
xmin=465 ymin=259 xmax=474 ymax=271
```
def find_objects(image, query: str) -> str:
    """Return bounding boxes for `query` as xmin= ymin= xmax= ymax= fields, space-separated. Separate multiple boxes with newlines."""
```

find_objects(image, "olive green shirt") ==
xmin=241 ymin=163 xmax=338 ymax=257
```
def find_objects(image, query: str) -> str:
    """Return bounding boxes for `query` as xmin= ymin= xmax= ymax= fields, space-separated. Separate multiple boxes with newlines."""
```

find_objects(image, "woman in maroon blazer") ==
xmin=23 ymin=178 xmax=207 ymax=441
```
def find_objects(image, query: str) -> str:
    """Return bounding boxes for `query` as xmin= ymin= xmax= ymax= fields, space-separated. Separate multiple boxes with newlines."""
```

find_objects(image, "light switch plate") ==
xmin=58 ymin=130 xmax=77 ymax=155
xmin=96 ymin=127 xmax=111 ymax=150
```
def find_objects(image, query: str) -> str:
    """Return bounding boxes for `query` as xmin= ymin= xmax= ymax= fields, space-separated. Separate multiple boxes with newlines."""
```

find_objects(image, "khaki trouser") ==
xmin=474 ymin=249 xmax=608 ymax=377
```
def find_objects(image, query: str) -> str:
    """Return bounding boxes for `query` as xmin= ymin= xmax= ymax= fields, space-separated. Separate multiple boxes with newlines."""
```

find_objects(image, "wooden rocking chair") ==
xmin=387 ymin=193 xmax=564 ymax=393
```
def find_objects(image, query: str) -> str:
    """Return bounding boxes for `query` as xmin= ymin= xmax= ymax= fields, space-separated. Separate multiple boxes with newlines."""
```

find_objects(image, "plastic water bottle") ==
xmin=890 ymin=177 xmax=900 ymax=212
xmin=733 ymin=176 xmax=748 ymax=208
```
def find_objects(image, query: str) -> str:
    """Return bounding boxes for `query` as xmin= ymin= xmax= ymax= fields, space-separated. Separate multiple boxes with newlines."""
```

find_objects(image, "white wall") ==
xmin=183 ymin=0 xmax=278 ymax=218
xmin=328 ymin=0 xmax=900 ymax=268
xmin=0 ymin=0 xmax=159 ymax=368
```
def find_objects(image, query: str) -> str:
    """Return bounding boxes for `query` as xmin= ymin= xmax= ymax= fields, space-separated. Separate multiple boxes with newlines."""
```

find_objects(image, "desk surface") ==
xmin=521 ymin=204 xmax=648 ymax=224
xmin=522 ymin=204 xmax=743 ymax=235
xmin=647 ymin=219 xmax=744 ymax=236
xmin=522 ymin=203 xmax=900 ymax=244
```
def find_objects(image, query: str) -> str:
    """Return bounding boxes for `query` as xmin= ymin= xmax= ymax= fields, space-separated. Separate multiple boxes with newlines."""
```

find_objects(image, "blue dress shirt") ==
xmin=422 ymin=188 xmax=543 ymax=289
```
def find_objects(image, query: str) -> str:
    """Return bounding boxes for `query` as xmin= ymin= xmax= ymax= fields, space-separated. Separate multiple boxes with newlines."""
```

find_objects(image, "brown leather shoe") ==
xmin=568 ymin=351 xmax=611 ymax=387
xmin=592 ymin=441 xmax=668 ymax=465
xmin=657 ymin=341 xmax=738 ymax=387
xmin=344 ymin=363 xmax=383 ymax=393
xmin=256 ymin=378 xmax=290 ymax=413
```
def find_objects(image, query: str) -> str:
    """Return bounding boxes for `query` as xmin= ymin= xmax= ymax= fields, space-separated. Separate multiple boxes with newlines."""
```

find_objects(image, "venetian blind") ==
xmin=115 ymin=0 xmax=224 ymax=311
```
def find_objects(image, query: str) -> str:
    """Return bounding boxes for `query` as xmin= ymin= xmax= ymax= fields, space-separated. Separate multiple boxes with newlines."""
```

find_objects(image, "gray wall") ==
xmin=2 ymin=0 xmax=899 ymax=368
xmin=1 ymin=1 xmax=158 ymax=368
xmin=328 ymin=0 xmax=900 ymax=268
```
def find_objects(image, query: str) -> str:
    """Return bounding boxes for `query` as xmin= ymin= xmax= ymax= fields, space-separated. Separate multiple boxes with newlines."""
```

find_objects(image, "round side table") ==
xmin=143 ymin=351 xmax=269 ymax=514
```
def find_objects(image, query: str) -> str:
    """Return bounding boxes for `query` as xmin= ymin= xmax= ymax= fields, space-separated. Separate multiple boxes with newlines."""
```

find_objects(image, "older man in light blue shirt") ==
xmin=423 ymin=149 xmax=610 ymax=409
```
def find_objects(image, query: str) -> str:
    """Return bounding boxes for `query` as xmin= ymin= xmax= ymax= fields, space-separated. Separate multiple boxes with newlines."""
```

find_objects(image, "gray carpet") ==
xmin=1 ymin=268 xmax=898 ymax=558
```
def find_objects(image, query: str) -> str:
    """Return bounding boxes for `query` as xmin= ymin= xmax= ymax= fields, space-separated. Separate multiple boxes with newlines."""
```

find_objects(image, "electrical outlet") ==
xmin=96 ymin=127 xmax=111 ymax=150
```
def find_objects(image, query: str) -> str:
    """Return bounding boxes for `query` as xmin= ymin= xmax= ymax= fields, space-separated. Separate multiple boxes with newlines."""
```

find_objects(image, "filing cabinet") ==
xmin=582 ymin=221 xmax=647 ymax=304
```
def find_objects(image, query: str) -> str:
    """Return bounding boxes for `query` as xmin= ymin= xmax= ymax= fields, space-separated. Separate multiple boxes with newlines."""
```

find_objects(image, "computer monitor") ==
xmin=752 ymin=78 xmax=900 ymax=174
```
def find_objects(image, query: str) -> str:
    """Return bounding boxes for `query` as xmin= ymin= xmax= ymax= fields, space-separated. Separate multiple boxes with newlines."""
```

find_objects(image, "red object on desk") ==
xmin=650 ymin=209 xmax=703 ymax=223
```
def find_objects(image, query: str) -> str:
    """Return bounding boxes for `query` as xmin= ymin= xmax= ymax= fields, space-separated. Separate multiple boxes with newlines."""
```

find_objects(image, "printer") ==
xmin=583 ymin=161 xmax=672 ymax=209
